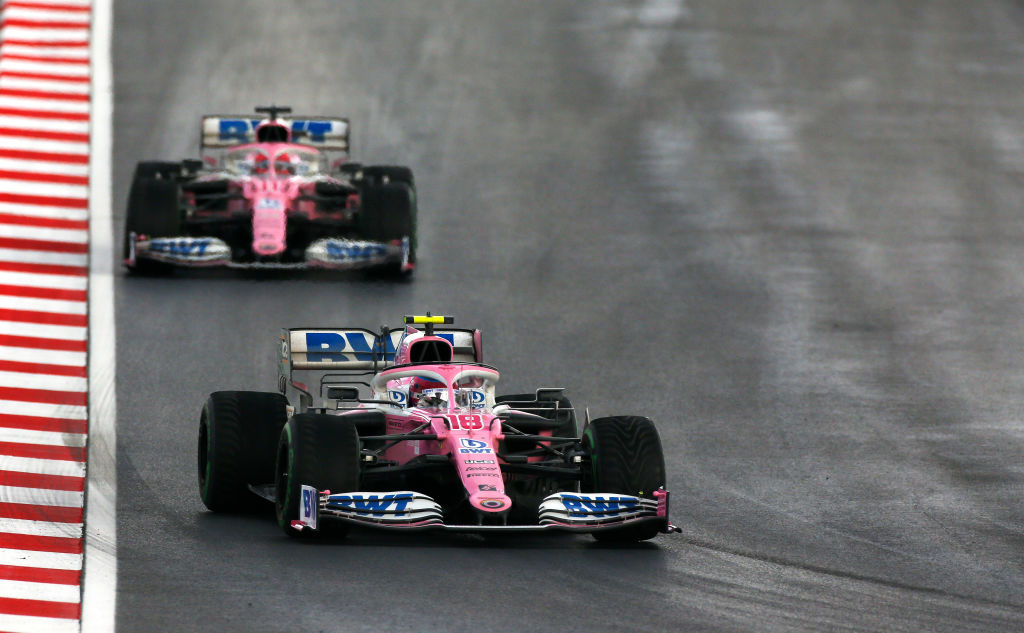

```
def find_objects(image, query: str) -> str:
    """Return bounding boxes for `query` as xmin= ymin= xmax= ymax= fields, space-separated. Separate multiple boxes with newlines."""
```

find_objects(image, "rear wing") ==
xmin=200 ymin=115 xmax=350 ymax=152
xmin=279 ymin=327 xmax=483 ymax=409
xmin=282 ymin=328 xmax=481 ymax=370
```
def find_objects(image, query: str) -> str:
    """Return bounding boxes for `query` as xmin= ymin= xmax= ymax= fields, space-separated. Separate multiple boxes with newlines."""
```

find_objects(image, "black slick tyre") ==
xmin=124 ymin=164 xmax=183 ymax=275
xmin=132 ymin=161 xmax=181 ymax=180
xmin=362 ymin=164 xmax=414 ymax=188
xmin=582 ymin=416 xmax=666 ymax=542
xmin=275 ymin=414 xmax=361 ymax=538
xmin=357 ymin=182 xmax=417 ymax=274
xmin=198 ymin=391 xmax=289 ymax=513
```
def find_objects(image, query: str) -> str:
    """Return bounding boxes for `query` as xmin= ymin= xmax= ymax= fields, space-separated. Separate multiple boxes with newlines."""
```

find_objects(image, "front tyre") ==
xmin=197 ymin=391 xmax=289 ymax=513
xmin=123 ymin=163 xmax=183 ymax=275
xmin=582 ymin=416 xmax=666 ymax=542
xmin=275 ymin=414 xmax=361 ymax=538
xmin=357 ymin=182 xmax=417 ymax=275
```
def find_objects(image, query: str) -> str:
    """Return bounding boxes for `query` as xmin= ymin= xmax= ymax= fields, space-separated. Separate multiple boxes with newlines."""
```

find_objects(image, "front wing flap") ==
xmin=290 ymin=486 xmax=678 ymax=535
xmin=126 ymin=232 xmax=412 ymax=271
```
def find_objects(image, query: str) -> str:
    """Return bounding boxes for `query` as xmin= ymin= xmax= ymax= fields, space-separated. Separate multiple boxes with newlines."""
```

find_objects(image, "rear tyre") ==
xmin=582 ymin=416 xmax=666 ymax=542
xmin=132 ymin=161 xmax=182 ymax=180
xmin=358 ymin=182 xmax=417 ymax=275
xmin=198 ymin=391 xmax=289 ymax=513
xmin=362 ymin=164 xmax=414 ymax=188
xmin=124 ymin=163 xmax=183 ymax=275
xmin=275 ymin=414 xmax=361 ymax=538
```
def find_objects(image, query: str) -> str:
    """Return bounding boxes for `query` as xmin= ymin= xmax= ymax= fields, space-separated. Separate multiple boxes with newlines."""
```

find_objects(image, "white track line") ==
xmin=81 ymin=0 xmax=116 ymax=630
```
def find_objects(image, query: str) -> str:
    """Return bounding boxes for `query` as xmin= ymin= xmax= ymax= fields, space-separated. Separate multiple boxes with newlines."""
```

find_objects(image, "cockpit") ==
xmin=223 ymin=146 xmax=324 ymax=178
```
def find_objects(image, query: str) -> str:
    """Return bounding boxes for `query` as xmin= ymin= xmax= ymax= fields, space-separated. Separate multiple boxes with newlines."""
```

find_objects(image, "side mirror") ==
xmin=326 ymin=386 xmax=360 ymax=401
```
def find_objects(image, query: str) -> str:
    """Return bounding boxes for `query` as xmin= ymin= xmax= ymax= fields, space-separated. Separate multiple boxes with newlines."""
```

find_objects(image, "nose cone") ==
xmin=253 ymin=237 xmax=285 ymax=256
xmin=468 ymin=492 xmax=512 ymax=514
xmin=251 ymin=199 xmax=287 ymax=256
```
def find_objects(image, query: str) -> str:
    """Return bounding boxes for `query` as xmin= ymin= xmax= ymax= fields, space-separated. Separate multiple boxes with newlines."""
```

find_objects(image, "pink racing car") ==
xmin=198 ymin=314 xmax=678 ymax=542
xmin=124 ymin=105 xmax=415 ymax=275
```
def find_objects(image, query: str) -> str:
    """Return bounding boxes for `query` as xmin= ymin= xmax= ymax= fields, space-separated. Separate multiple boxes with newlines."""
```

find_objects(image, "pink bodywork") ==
xmin=243 ymin=176 xmax=298 ymax=256
xmin=342 ymin=331 xmax=522 ymax=517
xmin=234 ymin=142 xmax=307 ymax=256
xmin=188 ymin=142 xmax=350 ymax=257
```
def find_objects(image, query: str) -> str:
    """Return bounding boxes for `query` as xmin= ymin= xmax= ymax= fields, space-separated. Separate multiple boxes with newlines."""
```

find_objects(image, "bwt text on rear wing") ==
xmin=200 ymin=115 xmax=350 ymax=152
xmin=279 ymin=327 xmax=482 ymax=370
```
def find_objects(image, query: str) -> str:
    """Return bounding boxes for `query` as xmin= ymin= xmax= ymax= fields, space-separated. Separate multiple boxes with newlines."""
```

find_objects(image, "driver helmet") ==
xmin=408 ymin=376 xmax=446 ymax=409
xmin=249 ymin=151 xmax=270 ymax=175
xmin=274 ymin=151 xmax=298 ymax=176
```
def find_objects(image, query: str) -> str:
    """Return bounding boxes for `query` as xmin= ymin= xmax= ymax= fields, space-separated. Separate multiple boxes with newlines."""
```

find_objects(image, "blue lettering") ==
xmin=305 ymin=332 xmax=345 ymax=363
xmin=302 ymin=488 xmax=314 ymax=517
xmin=459 ymin=448 xmax=493 ymax=454
xmin=561 ymin=494 xmax=638 ymax=515
xmin=219 ymin=119 xmax=251 ymax=143
xmin=304 ymin=121 xmax=331 ymax=142
xmin=150 ymin=238 xmax=211 ymax=256
xmin=325 ymin=242 xmax=386 ymax=261
xmin=331 ymin=493 xmax=411 ymax=516
xmin=302 ymin=331 xmax=397 ymax=364
xmin=343 ymin=332 xmax=375 ymax=362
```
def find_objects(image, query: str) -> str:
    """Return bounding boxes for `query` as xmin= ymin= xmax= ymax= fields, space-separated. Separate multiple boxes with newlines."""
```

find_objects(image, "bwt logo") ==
xmin=560 ymin=495 xmax=639 ymax=515
xmin=304 ymin=331 xmax=393 ymax=363
xmin=328 ymin=493 xmax=413 ymax=516
xmin=302 ymin=488 xmax=316 ymax=517
xmin=458 ymin=438 xmax=492 ymax=454
xmin=149 ymin=238 xmax=212 ymax=256
xmin=302 ymin=331 xmax=459 ymax=364
xmin=388 ymin=390 xmax=408 ymax=406
xmin=218 ymin=119 xmax=338 ymax=143
xmin=324 ymin=242 xmax=386 ymax=262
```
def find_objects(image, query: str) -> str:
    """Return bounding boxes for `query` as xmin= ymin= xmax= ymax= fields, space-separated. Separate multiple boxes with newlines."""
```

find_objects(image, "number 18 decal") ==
xmin=449 ymin=414 xmax=483 ymax=430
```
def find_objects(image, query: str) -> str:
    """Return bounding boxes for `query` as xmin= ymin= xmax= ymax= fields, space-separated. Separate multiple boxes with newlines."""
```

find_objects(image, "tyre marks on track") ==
xmin=0 ymin=1 xmax=92 ymax=631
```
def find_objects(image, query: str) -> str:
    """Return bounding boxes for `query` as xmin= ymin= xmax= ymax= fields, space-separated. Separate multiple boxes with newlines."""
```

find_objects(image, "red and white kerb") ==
xmin=0 ymin=1 xmax=93 ymax=631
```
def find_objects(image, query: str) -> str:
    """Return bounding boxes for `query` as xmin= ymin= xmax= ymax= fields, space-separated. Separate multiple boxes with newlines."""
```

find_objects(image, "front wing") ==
xmin=126 ymin=232 xmax=413 ymax=272
xmin=290 ymin=488 xmax=679 ymax=535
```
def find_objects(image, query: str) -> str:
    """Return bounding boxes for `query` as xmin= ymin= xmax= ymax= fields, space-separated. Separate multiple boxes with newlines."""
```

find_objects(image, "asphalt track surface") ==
xmin=112 ymin=2 xmax=1024 ymax=631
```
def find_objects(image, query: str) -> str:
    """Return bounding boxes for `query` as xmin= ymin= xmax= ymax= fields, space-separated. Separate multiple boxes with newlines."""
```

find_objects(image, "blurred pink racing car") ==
xmin=198 ymin=314 xmax=678 ymax=542
xmin=124 ymin=105 xmax=415 ymax=275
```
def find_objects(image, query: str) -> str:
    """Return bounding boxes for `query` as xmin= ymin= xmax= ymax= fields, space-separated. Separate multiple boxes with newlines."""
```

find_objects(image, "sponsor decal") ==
xmin=303 ymin=331 xmax=390 ymax=363
xmin=465 ymin=467 xmax=494 ymax=472
xmin=388 ymin=389 xmax=408 ymax=406
xmin=299 ymin=486 xmax=318 ymax=530
xmin=449 ymin=414 xmax=483 ymax=430
xmin=324 ymin=241 xmax=387 ymax=262
xmin=465 ymin=459 xmax=494 ymax=464
xmin=478 ymin=484 xmax=497 ymax=492
xmin=458 ymin=437 xmax=493 ymax=454
xmin=327 ymin=493 xmax=413 ymax=516
xmin=148 ymin=237 xmax=213 ymax=257
xmin=255 ymin=197 xmax=283 ymax=210
xmin=480 ymin=499 xmax=506 ymax=509
xmin=297 ymin=331 xmax=460 ymax=365
xmin=218 ymin=118 xmax=340 ymax=144
xmin=560 ymin=495 xmax=639 ymax=515
xmin=466 ymin=473 xmax=498 ymax=478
